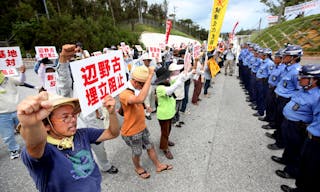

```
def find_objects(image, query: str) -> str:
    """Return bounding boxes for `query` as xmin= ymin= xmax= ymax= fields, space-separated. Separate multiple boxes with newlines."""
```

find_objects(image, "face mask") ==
xmin=75 ymin=52 xmax=82 ymax=57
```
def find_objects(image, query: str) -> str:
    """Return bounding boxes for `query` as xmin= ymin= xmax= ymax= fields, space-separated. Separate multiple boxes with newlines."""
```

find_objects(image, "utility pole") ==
xmin=173 ymin=6 xmax=177 ymax=27
xmin=258 ymin=17 xmax=262 ymax=32
xmin=42 ymin=0 xmax=50 ymax=19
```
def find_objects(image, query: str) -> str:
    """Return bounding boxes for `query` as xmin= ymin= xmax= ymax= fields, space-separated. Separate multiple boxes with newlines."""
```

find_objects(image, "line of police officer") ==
xmin=238 ymin=42 xmax=320 ymax=192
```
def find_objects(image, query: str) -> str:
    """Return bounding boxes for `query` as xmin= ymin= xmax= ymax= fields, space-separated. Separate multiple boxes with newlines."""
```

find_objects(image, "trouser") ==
xmin=172 ymin=100 xmax=182 ymax=124
xmin=274 ymin=96 xmax=290 ymax=147
xmin=238 ymin=60 xmax=243 ymax=79
xmin=243 ymin=66 xmax=250 ymax=91
xmin=204 ymin=79 xmax=211 ymax=95
xmin=192 ymin=77 xmax=203 ymax=104
xmin=180 ymin=81 xmax=190 ymax=112
xmin=158 ymin=119 xmax=172 ymax=151
xmin=255 ymin=79 xmax=267 ymax=116
xmin=265 ymin=86 xmax=276 ymax=123
xmin=249 ymin=72 xmax=257 ymax=102
xmin=224 ymin=60 xmax=234 ymax=74
xmin=0 ymin=112 xmax=20 ymax=152
xmin=281 ymin=119 xmax=307 ymax=178
xmin=296 ymin=137 xmax=320 ymax=192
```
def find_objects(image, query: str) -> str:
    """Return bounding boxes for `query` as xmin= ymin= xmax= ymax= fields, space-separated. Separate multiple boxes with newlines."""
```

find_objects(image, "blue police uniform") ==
xmin=265 ymin=64 xmax=286 ymax=123
xmin=255 ymin=58 xmax=273 ymax=116
xmin=243 ymin=52 xmax=253 ymax=93
xmin=272 ymin=62 xmax=301 ymax=148
xmin=295 ymin=100 xmax=320 ymax=192
xmin=248 ymin=56 xmax=258 ymax=103
xmin=279 ymin=87 xmax=320 ymax=178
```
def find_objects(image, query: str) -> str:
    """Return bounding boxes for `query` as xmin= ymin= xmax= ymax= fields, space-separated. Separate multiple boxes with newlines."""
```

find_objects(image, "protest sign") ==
xmin=35 ymin=46 xmax=58 ymax=60
xmin=184 ymin=50 xmax=192 ymax=73
xmin=93 ymin=51 xmax=102 ymax=56
xmin=44 ymin=72 xmax=57 ymax=93
xmin=0 ymin=47 xmax=23 ymax=70
xmin=1 ymin=68 xmax=18 ymax=77
xmin=70 ymin=50 xmax=127 ymax=116
xmin=148 ymin=46 xmax=161 ymax=61
xmin=193 ymin=44 xmax=201 ymax=59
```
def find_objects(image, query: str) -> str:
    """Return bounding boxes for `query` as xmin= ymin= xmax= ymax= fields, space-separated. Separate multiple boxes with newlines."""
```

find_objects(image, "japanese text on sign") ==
xmin=44 ymin=72 xmax=57 ymax=94
xmin=35 ymin=46 xmax=58 ymax=59
xmin=70 ymin=50 xmax=127 ymax=116
xmin=148 ymin=46 xmax=161 ymax=61
xmin=0 ymin=47 xmax=23 ymax=70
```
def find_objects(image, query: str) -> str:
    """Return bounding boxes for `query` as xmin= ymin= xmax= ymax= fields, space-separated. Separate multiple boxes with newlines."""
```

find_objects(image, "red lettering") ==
xmin=0 ymin=50 xmax=6 ymax=58
xmin=81 ymin=64 xmax=98 ymax=86
xmin=85 ymin=86 xmax=99 ymax=106
xmin=5 ymin=59 xmax=15 ymax=67
xmin=38 ymin=48 xmax=44 ymax=53
xmin=50 ymin=81 xmax=56 ymax=87
xmin=108 ymin=77 xmax=117 ymax=94
xmin=47 ymin=74 xmax=54 ymax=81
xmin=111 ymin=57 xmax=121 ymax=73
xmin=117 ymin=73 xmax=125 ymax=88
xmin=98 ymin=59 xmax=111 ymax=79
xmin=98 ymin=81 xmax=109 ymax=99
xmin=7 ymin=50 xmax=17 ymax=57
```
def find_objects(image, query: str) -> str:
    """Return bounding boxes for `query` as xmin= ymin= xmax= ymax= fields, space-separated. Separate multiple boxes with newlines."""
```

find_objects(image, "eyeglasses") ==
xmin=134 ymin=80 xmax=145 ymax=87
xmin=51 ymin=113 xmax=79 ymax=123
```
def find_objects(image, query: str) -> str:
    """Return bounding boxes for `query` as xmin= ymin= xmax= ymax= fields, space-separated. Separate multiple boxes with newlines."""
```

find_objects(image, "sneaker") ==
xmin=105 ymin=165 xmax=118 ymax=174
xmin=10 ymin=150 xmax=20 ymax=160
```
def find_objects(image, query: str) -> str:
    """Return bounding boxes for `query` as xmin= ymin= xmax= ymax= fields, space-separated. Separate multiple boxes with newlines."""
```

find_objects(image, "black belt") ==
xmin=308 ymin=132 xmax=320 ymax=142
xmin=286 ymin=118 xmax=308 ymax=129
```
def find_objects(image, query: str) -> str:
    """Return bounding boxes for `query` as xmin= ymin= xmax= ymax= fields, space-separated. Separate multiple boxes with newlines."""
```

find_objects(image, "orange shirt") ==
xmin=119 ymin=89 xmax=146 ymax=136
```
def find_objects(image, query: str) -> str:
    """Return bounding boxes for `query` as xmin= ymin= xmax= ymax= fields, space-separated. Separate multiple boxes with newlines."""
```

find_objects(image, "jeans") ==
xmin=180 ymin=81 xmax=190 ymax=112
xmin=204 ymin=79 xmax=211 ymax=95
xmin=0 ymin=112 xmax=20 ymax=152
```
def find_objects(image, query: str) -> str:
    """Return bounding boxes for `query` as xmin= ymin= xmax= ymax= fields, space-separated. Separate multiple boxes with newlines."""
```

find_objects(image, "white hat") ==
xmin=169 ymin=60 xmax=184 ymax=71
xmin=141 ymin=53 xmax=152 ymax=61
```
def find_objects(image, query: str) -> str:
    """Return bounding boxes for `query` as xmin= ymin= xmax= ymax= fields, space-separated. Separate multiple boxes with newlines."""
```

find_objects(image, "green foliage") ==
xmin=252 ymin=14 xmax=320 ymax=54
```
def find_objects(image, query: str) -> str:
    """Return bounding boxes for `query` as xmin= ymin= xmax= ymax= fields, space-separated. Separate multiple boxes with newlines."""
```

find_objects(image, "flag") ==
xmin=165 ymin=20 xmax=172 ymax=44
xmin=207 ymin=0 xmax=229 ymax=52
xmin=208 ymin=58 xmax=220 ymax=77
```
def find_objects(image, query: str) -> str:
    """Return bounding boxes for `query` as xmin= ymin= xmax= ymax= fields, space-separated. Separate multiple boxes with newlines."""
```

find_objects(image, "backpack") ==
xmin=33 ymin=61 xmax=41 ymax=74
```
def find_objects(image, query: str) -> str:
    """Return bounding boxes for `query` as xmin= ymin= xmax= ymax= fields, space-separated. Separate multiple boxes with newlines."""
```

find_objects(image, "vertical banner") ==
xmin=229 ymin=21 xmax=239 ymax=43
xmin=44 ymin=72 xmax=57 ymax=94
xmin=165 ymin=20 xmax=172 ymax=44
xmin=0 ymin=47 xmax=23 ymax=70
xmin=70 ymin=50 xmax=127 ymax=116
xmin=193 ymin=43 xmax=201 ymax=59
xmin=207 ymin=0 xmax=229 ymax=52
xmin=184 ymin=49 xmax=192 ymax=73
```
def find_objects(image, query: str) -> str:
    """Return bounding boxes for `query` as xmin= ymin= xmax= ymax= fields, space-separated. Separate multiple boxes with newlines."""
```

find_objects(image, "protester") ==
xmin=0 ymin=65 xmax=26 ymax=160
xmin=203 ymin=53 xmax=213 ymax=97
xmin=191 ymin=57 xmax=204 ymax=105
xmin=56 ymin=44 xmax=119 ymax=174
xmin=18 ymin=91 xmax=119 ymax=191
xmin=119 ymin=66 xmax=173 ymax=179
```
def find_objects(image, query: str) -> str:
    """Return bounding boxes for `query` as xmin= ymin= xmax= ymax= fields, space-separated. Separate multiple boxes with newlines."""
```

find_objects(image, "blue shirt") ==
xmin=256 ymin=58 xmax=274 ymax=79
xmin=307 ymin=100 xmax=320 ymax=136
xmin=275 ymin=63 xmax=301 ymax=98
xmin=243 ymin=52 xmax=253 ymax=66
xmin=22 ymin=128 xmax=104 ymax=192
xmin=251 ymin=57 xmax=261 ymax=73
xmin=283 ymin=87 xmax=320 ymax=123
xmin=268 ymin=64 xmax=286 ymax=87
xmin=238 ymin=48 xmax=247 ymax=62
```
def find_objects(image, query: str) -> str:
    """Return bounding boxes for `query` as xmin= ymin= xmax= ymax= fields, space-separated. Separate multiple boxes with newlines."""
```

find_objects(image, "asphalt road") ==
xmin=1 ymin=59 xmax=318 ymax=191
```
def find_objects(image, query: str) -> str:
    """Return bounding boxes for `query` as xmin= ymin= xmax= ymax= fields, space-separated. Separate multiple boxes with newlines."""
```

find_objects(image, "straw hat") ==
xmin=132 ymin=66 xmax=149 ymax=82
xmin=16 ymin=94 xmax=80 ymax=131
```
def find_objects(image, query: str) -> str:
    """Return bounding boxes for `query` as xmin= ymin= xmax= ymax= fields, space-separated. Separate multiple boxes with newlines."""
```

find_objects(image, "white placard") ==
xmin=284 ymin=0 xmax=320 ymax=16
xmin=44 ymin=72 xmax=57 ymax=94
xmin=35 ymin=46 xmax=58 ymax=60
xmin=267 ymin=15 xmax=279 ymax=23
xmin=93 ymin=51 xmax=102 ymax=56
xmin=70 ymin=50 xmax=128 ymax=116
xmin=148 ymin=46 xmax=161 ymax=61
xmin=0 ymin=47 xmax=23 ymax=70
xmin=1 ymin=68 xmax=19 ymax=77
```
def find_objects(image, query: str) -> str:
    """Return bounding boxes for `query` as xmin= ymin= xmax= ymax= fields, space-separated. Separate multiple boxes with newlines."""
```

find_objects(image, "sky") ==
xmin=148 ymin=0 xmax=270 ymax=33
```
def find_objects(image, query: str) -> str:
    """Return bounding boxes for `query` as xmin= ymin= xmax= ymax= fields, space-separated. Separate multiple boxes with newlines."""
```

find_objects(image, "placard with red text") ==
xmin=148 ymin=46 xmax=161 ymax=61
xmin=44 ymin=72 xmax=57 ymax=94
xmin=0 ymin=47 xmax=23 ymax=70
xmin=1 ymin=68 xmax=18 ymax=77
xmin=35 ymin=46 xmax=58 ymax=60
xmin=70 ymin=50 xmax=127 ymax=116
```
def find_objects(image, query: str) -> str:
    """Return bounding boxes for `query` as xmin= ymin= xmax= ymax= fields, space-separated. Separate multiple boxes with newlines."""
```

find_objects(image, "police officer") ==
xmin=243 ymin=43 xmax=254 ymax=98
xmin=268 ymin=45 xmax=302 ymax=150
xmin=281 ymin=64 xmax=320 ymax=192
xmin=272 ymin=64 xmax=320 ymax=180
xmin=248 ymin=44 xmax=260 ymax=108
xmin=263 ymin=49 xmax=286 ymax=133
xmin=254 ymin=48 xmax=275 ymax=117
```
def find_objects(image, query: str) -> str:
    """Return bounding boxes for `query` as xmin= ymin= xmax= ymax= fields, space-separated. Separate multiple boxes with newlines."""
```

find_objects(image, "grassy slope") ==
xmin=252 ymin=14 xmax=320 ymax=54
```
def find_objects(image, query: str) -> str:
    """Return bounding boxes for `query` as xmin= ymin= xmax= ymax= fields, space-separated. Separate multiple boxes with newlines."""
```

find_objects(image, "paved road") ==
xmin=1 ymin=62 xmax=315 ymax=191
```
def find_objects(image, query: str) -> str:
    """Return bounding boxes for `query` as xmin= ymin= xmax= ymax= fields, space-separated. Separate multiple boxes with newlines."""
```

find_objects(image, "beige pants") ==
xmin=224 ymin=60 xmax=234 ymax=75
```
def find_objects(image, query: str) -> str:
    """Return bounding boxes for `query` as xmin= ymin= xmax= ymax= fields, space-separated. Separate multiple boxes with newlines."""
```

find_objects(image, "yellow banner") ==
xmin=207 ymin=0 xmax=229 ymax=52
xmin=208 ymin=58 xmax=220 ymax=77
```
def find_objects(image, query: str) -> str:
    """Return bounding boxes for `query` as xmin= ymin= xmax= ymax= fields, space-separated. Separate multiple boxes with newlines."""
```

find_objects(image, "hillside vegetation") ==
xmin=252 ymin=14 xmax=320 ymax=55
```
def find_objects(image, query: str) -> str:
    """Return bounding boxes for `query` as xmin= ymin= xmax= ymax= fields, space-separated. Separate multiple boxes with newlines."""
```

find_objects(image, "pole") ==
xmin=42 ymin=0 xmax=50 ymax=19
